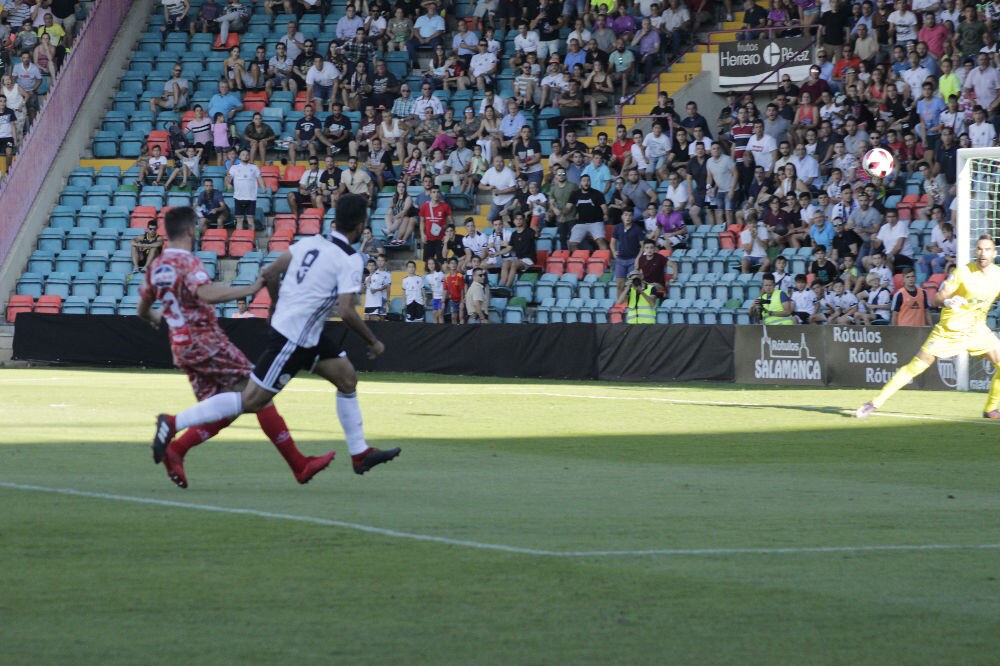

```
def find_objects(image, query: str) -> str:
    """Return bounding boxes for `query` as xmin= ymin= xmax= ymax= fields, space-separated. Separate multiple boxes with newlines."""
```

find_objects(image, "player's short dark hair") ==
xmin=164 ymin=206 xmax=196 ymax=240
xmin=334 ymin=194 xmax=368 ymax=234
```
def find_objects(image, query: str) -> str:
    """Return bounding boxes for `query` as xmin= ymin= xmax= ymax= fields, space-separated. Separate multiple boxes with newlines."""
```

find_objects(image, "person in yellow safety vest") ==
xmin=750 ymin=272 xmax=794 ymax=324
xmin=616 ymin=270 xmax=657 ymax=324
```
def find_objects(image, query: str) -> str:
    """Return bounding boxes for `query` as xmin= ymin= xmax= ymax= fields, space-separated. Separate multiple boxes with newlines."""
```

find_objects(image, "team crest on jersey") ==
xmin=152 ymin=263 xmax=178 ymax=287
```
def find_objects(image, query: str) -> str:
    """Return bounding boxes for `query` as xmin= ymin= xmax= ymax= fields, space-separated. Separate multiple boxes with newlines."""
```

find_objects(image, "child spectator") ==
xmin=771 ymin=255 xmax=794 ymax=293
xmin=526 ymin=180 xmax=547 ymax=233
xmin=443 ymin=258 xmax=466 ymax=324
xmin=790 ymin=274 xmax=819 ymax=324
xmin=822 ymin=280 xmax=860 ymax=324
xmin=362 ymin=255 xmax=391 ymax=320
xmin=840 ymin=254 xmax=862 ymax=294
xmin=211 ymin=112 xmax=231 ymax=166
xmin=810 ymin=281 xmax=828 ymax=323
xmin=423 ymin=256 xmax=446 ymax=324
xmin=809 ymin=245 xmax=837 ymax=285
xmin=402 ymin=260 xmax=426 ymax=323
xmin=856 ymin=272 xmax=892 ymax=325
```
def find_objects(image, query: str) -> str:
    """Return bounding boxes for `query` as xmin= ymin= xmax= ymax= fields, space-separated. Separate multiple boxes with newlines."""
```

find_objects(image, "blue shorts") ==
xmin=713 ymin=191 xmax=734 ymax=211
xmin=432 ymin=298 xmax=443 ymax=312
xmin=446 ymin=300 xmax=461 ymax=315
xmin=613 ymin=257 xmax=636 ymax=279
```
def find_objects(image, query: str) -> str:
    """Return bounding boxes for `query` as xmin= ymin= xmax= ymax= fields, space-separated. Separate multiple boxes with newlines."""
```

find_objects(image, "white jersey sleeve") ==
xmin=270 ymin=234 xmax=364 ymax=347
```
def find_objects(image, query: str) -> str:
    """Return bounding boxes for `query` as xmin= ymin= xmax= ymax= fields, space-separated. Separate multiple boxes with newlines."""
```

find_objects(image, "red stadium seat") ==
xmin=608 ymin=303 xmax=625 ymax=324
xmin=293 ymin=91 xmax=309 ymax=112
xmin=268 ymin=233 xmax=292 ymax=253
xmin=925 ymin=273 xmax=946 ymax=287
xmin=260 ymin=165 xmax=281 ymax=192
xmin=273 ymin=214 xmax=297 ymax=237
xmin=657 ymin=248 xmax=672 ymax=258
xmin=281 ymin=165 xmax=305 ymax=186
xmin=213 ymin=33 xmax=239 ymax=50
xmin=298 ymin=217 xmax=321 ymax=235
xmin=249 ymin=289 xmax=271 ymax=317
xmin=242 ymin=91 xmax=269 ymax=112
xmin=228 ymin=230 xmax=256 ymax=257
xmin=180 ymin=110 xmax=196 ymax=131
xmin=6 ymin=295 xmax=34 ymax=322
xmin=892 ymin=273 xmax=904 ymax=292
xmin=147 ymin=130 xmax=170 ymax=156
xmin=534 ymin=249 xmax=549 ymax=266
xmin=34 ymin=295 xmax=63 ymax=314
xmin=200 ymin=229 xmax=228 ymax=256
xmin=130 ymin=206 xmax=157 ymax=228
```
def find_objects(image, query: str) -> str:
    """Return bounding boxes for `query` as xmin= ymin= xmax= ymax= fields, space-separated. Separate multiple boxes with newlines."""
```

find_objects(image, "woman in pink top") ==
xmin=792 ymin=91 xmax=818 ymax=144
xmin=211 ymin=113 xmax=231 ymax=166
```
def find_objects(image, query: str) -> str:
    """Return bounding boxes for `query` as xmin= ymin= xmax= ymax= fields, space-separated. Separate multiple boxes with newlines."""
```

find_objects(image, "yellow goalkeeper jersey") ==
xmin=937 ymin=262 xmax=1000 ymax=333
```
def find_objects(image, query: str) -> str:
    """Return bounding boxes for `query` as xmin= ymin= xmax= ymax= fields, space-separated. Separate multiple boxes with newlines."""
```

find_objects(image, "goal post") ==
xmin=955 ymin=147 xmax=1000 ymax=391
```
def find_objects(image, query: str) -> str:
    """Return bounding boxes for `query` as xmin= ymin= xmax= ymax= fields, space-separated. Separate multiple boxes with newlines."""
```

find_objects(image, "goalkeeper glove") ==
xmin=944 ymin=295 xmax=968 ymax=310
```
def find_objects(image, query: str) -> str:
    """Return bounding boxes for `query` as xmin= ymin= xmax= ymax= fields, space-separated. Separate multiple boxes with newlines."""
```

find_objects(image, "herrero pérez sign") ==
xmin=718 ymin=38 xmax=813 ymax=87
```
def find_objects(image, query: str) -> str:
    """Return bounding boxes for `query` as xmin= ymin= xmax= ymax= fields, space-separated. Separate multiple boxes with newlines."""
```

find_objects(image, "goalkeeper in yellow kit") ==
xmin=855 ymin=235 xmax=1000 ymax=419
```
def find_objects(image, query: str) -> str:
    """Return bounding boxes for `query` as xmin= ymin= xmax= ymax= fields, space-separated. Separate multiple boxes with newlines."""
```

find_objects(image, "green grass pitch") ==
xmin=2 ymin=367 xmax=1000 ymax=664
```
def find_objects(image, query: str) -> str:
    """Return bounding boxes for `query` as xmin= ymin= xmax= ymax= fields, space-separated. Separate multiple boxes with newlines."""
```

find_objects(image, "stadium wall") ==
xmin=0 ymin=0 xmax=152 ymax=306
xmin=17 ymin=316 xmax=969 ymax=391
xmin=11 ymin=316 xmax=734 ymax=383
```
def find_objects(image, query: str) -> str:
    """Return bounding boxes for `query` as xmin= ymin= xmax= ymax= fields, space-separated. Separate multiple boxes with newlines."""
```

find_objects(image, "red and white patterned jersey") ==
xmin=141 ymin=248 xmax=225 ymax=366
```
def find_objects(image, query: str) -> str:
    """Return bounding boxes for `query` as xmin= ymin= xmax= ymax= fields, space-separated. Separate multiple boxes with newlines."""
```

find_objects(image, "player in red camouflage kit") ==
xmin=137 ymin=206 xmax=335 ymax=489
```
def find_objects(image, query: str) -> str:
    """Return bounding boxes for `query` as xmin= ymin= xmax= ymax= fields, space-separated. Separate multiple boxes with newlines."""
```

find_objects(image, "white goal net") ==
xmin=955 ymin=148 xmax=1000 ymax=391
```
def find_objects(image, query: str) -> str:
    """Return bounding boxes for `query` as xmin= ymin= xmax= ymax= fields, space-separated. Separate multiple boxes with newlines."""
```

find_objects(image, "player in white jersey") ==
xmin=153 ymin=195 xmax=400 ymax=475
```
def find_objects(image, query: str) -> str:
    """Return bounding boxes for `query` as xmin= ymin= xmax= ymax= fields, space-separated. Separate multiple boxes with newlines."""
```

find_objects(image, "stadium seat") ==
xmin=108 ymin=249 xmax=133 ymax=274
xmin=534 ymin=273 xmax=559 ymax=301
xmin=62 ymin=295 xmax=90 ymax=315
xmin=200 ymin=229 xmax=228 ymax=256
xmin=281 ymin=165 xmax=305 ymax=186
xmin=17 ymin=273 xmax=45 ymax=298
xmin=34 ymin=295 xmax=64 ymax=314
xmin=71 ymin=273 xmax=100 ymax=299
xmin=89 ymin=295 xmax=119 ymax=316
xmin=6 ymin=295 xmax=34 ymax=322
xmin=99 ymin=274 xmax=127 ymax=299
xmin=118 ymin=295 xmax=140 ymax=315
xmin=228 ymin=230 xmax=256 ymax=257
xmin=535 ymin=297 xmax=556 ymax=323
xmin=27 ymin=249 xmax=55 ymax=274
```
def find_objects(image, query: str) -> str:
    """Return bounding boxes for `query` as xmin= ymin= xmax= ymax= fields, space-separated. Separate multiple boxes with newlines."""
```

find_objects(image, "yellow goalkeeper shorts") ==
xmin=921 ymin=323 xmax=1000 ymax=359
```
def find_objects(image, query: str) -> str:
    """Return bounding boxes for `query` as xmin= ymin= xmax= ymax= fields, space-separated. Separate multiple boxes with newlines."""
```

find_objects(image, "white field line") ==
xmin=285 ymin=387 xmax=988 ymax=425
xmin=3 ymin=482 xmax=998 ymax=558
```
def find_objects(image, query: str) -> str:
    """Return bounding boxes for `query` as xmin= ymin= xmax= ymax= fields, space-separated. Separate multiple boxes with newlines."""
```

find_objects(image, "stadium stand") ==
xmin=1 ymin=0 xmax=989 ymax=328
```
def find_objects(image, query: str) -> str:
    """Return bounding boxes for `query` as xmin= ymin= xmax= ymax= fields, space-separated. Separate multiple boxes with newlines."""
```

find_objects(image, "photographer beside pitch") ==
xmin=856 ymin=235 xmax=1000 ymax=420
xmin=749 ymin=273 xmax=794 ymax=325
xmin=616 ymin=270 xmax=656 ymax=324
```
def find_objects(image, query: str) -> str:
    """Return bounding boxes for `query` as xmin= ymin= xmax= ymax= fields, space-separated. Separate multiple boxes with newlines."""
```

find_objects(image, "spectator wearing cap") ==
xmin=538 ymin=58 xmax=568 ymax=109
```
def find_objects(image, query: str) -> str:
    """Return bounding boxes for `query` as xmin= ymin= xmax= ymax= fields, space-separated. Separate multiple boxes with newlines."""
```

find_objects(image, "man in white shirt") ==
xmin=790 ymin=143 xmax=820 ymax=190
xmin=305 ymin=55 xmax=341 ymax=112
xmin=477 ymin=89 xmax=506 ymax=116
xmin=539 ymin=60 xmax=569 ymax=108
xmin=513 ymin=21 xmax=539 ymax=58
xmin=225 ymin=149 xmax=264 ymax=231
xmin=469 ymin=39 xmax=498 ymax=91
xmin=411 ymin=84 xmax=445 ymax=118
xmin=478 ymin=155 xmax=517 ymax=221
xmin=407 ymin=2 xmax=446 ymax=62
xmin=641 ymin=122 xmax=671 ymax=180
xmin=462 ymin=217 xmax=489 ymax=262
xmin=287 ymin=156 xmax=323 ymax=214
xmin=963 ymin=53 xmax=1000 ymax=115
xmin=745 ymin=119 xmax=777 ymax=171
xmin=565 ymin=17 xmax=591 ymax=47
xmin=968 ymin=105 xmax=998 ymax=147
xmin=706 ymin=142 xmax=737 ymax=224
xmin=278 ymin=21 xmax=306 ymax=61
xmin=888 ymin=0 xmax=918 ymax=43
xmin=873 ymin=208 xmax=914 ymax=270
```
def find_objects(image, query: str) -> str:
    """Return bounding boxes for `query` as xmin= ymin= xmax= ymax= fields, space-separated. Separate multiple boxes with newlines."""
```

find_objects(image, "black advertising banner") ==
xmin=718 ymin=38 xmax=813 ymax=86
xmin=734 ymin=325 xmax=825 ymax=386
xmin=824 ymin=326 xmax=944 ymax=390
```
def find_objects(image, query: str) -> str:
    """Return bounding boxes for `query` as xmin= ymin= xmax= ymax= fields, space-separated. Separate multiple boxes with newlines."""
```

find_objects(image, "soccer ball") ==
xmin=863 ymin=147 xmax=895 ymax=178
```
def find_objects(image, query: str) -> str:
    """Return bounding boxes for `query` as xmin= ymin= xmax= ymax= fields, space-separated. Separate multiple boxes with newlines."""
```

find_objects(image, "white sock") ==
xmin=176 ymin=392 xmax=243 ymax=430
xmin=337 ymin=391 xmax=368 ymax=455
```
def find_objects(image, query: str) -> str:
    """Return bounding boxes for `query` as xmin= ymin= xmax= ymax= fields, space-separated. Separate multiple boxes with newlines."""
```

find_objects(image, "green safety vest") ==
xmin=626 ymin=285 xmax=656 ymax=324
xmin=761 ymin=289 xmax=794 ymax=325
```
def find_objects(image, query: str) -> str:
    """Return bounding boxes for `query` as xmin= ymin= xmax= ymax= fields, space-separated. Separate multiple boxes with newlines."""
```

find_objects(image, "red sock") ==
xmin=351 ymin=448 xmax=372 ymax=464
xmin=256 ymin=404 xmax=307 ymax=471
xmin=170 ymin=418 xmax=231 ymax=457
